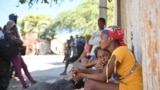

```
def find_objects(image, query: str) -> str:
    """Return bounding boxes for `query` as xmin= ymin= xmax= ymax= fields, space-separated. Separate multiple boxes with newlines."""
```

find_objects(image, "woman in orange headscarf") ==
xmin=71 ymin=26 xmax=143 ymax=90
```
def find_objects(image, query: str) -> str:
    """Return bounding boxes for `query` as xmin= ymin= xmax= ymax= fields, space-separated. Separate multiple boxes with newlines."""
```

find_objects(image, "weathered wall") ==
xmin=119 ymin=0 xmax=142 ymax=65
xmin=118 ymin=0 xmax=160 ymax=89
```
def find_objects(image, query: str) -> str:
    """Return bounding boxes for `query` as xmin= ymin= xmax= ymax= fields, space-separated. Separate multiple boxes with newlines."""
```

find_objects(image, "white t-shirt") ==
xmin=89 ymin=30 xmax=102 ymax=56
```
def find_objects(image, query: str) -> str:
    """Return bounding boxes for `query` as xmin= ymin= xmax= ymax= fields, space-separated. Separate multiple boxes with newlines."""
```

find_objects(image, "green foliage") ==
xmin=19 ymin=0 xmax=68 ymax=8
xmin=51 ymin=0 xmax=98 ymax=35
xmin=19 ymin=0 xmax=26 ymax=4
xmin=107 ymin=1 xmax=114 ymax=25
xmin=40 ymin=22 xmax=57 ymax=40
xmin=19 ymin=22 xmax=26 ymax=36
xmin=19 ymin=0 xmax=113 ymax=5
xmin=50 ymin=0 xmax=114 ymax=35
xmin=18 ymin=15 xmax=53 ymax=38
xmin=18 ymin=0 xmax=114 ymax=39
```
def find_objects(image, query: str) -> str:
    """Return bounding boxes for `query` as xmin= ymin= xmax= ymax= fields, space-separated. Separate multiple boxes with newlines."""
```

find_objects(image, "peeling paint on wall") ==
xmin=117 ymin=0 xmax=160 ymax=89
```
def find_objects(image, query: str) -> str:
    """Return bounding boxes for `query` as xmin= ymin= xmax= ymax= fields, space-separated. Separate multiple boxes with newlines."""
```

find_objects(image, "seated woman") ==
xmin=71 ymin=26 xmax=143 ymax=90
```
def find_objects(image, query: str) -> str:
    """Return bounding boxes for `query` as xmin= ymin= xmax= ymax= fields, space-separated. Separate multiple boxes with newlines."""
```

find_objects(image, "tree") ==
xmin=18 ymin=0 xmax=75 ymax=8
xmin=18 ymin=15 xmax=54 ymax=55
xmin=18 ymin=0 xmax=113 ymax=7
xmin=18 ymin=0 xmax=114 ymax=55
xmin=18 ymin=15 xmax=53 ymax=36
xmin=18 ymin=0 xmax=113 ymax=36
xmin=40 ymin=22 xmax=57 ymax=40
xmin=49 ymin=0 xmax=114 ymax=35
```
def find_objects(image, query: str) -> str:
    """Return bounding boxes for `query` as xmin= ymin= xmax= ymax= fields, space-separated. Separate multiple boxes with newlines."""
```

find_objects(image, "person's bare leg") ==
xmin=62 ymin=56 xmax=66 ymax=63
xmin=84 ymin=79 xmax=119 ymax=90
xmin=63 ymin=55 xmax=68 ymax=63
xmin=60 ymin=58 xmax=70 ymax=75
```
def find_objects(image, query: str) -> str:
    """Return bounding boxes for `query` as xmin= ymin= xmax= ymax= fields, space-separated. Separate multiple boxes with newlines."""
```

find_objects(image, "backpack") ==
xmin=0 ymin=34 xmax=19 ymax=60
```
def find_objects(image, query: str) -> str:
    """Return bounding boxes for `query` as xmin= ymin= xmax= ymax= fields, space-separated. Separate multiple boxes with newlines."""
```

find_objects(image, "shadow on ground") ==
xmin=8 ymin=62 xmax=72 ymax=90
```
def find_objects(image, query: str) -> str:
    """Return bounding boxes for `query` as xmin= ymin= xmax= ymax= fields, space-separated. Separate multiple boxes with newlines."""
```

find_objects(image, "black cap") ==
xmin=9 ymin=13 xmax=18 ymax=24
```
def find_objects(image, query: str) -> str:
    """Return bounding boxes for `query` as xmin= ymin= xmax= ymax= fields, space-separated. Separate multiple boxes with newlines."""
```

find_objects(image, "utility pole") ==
xmin=99 ymin=0 xmax=107 ymax=24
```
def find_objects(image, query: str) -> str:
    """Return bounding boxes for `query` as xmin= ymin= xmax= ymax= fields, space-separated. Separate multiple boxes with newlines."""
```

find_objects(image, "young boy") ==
xmin=94 ymin=48 xmax=111 ymax=70
xmin=73 ymin=47 xmax=112 ymax=89
xmin=81 ymin=46 xmax=111 ymax=70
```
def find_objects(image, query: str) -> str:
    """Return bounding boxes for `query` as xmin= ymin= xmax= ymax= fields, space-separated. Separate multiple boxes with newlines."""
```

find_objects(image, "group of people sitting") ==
xmin=60 ymin=17 xmax=143 ymax=90
xmin=24 ymin=17 xmax=143 ymax=90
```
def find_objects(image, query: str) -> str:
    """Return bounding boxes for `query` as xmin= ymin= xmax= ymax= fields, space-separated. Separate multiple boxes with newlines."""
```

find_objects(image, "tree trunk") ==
xmin=99 ymin=0 xmax=107 ymax=22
